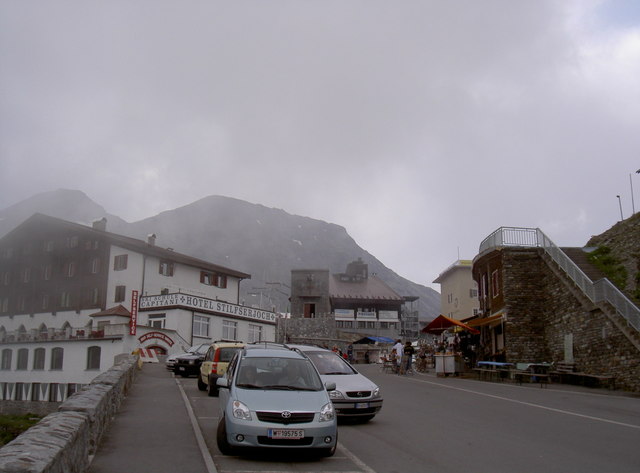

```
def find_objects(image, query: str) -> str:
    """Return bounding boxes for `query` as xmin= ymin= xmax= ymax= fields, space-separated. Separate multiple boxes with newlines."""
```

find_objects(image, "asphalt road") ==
xmin=180 ymin=363 xmax=640 ymax=473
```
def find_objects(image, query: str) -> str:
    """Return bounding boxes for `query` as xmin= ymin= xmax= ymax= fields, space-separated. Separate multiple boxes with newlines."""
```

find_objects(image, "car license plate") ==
xmin=355 ymin=402 xmax=370 ymax=409
xmin=178 ymin=367 xmax=185 ymax=371
xmin=268 ymin=429 xmax=304 ymax=439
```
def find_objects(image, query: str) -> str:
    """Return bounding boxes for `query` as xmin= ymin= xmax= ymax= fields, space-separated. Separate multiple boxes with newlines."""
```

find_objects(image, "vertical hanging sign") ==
xmin=130 ymin=290 xmax=139 ymax=336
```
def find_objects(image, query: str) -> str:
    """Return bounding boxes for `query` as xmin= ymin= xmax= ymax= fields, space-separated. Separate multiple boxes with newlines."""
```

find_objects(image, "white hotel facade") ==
xmin=0 ymin=214 xmax=276 ymax=402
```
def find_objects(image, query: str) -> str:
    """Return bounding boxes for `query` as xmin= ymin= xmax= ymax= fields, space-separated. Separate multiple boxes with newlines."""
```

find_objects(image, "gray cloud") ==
xmin=1 ymin=0 xmax=639 ymax=286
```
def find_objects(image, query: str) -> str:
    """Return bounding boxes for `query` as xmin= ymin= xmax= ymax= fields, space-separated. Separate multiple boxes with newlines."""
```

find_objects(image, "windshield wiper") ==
xmin=262 ymin=385 xmax=296 ymax=390
xmin=323 ymin=371 xmax=349 ymax=375
xmin=236 ymin=383 xmax=262 ymax=389
xmin=262 ymin=385 xmax=316 ymax=391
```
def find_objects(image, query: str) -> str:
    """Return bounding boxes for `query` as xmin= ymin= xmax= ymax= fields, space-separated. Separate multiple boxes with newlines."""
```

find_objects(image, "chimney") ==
xmin=147 ymin=233 xmax=157 ymax=246
xmin=92 ymin=218 xmax=107 ymax=231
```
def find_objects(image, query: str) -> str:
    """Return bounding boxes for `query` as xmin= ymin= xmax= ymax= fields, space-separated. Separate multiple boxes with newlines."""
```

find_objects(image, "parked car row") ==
xmin=165 ymin=343 xmax=209 ymax=372
xmin=169 ymin=341 xmax=384 ymax=458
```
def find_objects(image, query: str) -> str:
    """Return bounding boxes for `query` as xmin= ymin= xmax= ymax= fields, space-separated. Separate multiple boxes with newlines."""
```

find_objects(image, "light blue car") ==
xmin=216 ymin=344 xmax=338 ymax=457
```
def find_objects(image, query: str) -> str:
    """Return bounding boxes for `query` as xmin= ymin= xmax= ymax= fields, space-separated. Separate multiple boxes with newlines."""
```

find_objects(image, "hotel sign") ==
xmin=138 ymin=331 xmax=175 ymax=347
xmin=139 ymin=293 xmax=277 ymax=324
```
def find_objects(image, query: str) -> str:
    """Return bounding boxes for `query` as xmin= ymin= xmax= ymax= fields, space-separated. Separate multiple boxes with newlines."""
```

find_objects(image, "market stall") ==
xmin=422 ymin=315 xmax=479 ymax=376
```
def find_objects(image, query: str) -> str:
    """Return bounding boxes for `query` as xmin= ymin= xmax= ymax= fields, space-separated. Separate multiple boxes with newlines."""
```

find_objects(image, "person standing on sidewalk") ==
xmin=402 ymin=341 xmax=415 ymax=374
xmin=392 ymin=339 xmax=404 ymax=374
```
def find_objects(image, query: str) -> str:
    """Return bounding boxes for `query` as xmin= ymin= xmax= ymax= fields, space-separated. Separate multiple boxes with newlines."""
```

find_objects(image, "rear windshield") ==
xmin=305 ymin=351 xmax=356 ymax=375
xmin=236 ymin=357 xmax=324 ymax=391
xmin=218 ymin=347 xmax=242 ymax=362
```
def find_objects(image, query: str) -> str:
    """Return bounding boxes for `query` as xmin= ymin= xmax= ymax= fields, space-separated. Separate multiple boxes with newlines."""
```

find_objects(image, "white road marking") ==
xmin=176 ymin=378 xmax=219 ymax=473
xmin=409 ymin=377 xmax=640 ymax=430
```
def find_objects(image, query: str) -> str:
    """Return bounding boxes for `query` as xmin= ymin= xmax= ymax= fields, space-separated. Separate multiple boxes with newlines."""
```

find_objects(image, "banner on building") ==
xmin=334 ymin=309 xmax=355 ymax=320
xmin=130 ymin=290 xmax=139 ymax=335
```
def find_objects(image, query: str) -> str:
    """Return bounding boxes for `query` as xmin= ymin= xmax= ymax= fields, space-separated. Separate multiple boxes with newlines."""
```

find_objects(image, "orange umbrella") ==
xmin=421 ymin=314 xmax=480 ymax=335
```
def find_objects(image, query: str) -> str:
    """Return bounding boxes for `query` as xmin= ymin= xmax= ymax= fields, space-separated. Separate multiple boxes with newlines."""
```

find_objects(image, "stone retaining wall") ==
xmin=0 ymin=355 xmax=138 ymax=473
xmin=502 ymin=248 xmax=640 ymax=392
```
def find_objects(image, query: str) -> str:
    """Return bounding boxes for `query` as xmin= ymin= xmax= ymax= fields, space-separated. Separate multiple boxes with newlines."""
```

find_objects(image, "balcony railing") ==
xmin=478 ymin=227 xmax=640 ymax=332
xmin=0 ymin=327 xmax=112 ymax=344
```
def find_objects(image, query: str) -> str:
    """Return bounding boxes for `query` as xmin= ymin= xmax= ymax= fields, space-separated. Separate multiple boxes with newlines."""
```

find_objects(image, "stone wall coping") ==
xmin=0 ymin=355 xmax=139 ymax=473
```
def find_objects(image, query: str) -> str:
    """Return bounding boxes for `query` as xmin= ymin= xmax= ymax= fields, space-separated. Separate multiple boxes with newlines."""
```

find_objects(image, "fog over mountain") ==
xmin=0 ymin=189 xmax=441 ymax=321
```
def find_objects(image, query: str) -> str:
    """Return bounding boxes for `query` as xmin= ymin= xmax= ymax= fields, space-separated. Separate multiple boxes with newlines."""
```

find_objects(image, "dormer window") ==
xmin=159 ymin=261 xmax=174 ymax=277
xmin=200 ymin=271 xmax=227 ymax=288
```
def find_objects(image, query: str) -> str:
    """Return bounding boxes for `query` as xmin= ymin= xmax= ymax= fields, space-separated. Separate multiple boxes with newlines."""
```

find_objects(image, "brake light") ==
xmin=211 ymin=362 xmax=218 ymax=374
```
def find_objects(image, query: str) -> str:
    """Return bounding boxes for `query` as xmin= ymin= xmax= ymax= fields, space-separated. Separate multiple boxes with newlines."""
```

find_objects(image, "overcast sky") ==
xmin=1 ymin=1 xmax=639 ymax=289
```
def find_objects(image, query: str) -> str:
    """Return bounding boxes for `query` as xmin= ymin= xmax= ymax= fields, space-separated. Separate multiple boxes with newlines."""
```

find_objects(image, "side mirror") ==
xmin=217 ymin=377 xmax=230 ymax=389
xmin=324 ymin=381 xmax=336 ymax=391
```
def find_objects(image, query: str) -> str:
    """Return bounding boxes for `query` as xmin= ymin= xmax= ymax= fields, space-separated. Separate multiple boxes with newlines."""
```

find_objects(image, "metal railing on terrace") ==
xmin=478 ymin=226 xmax=640 ymax=332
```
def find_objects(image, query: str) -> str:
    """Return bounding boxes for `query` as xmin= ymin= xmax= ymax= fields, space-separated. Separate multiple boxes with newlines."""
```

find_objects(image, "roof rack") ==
xmin=244 ymin=342 xmax=309 ymax=358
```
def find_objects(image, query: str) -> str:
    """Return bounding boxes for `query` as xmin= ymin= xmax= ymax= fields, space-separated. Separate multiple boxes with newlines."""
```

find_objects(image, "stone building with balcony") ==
xmin=470 ymin=227 xmax=640 ymax=391
xmin=283 ymin=258 xmax=417 ymax=345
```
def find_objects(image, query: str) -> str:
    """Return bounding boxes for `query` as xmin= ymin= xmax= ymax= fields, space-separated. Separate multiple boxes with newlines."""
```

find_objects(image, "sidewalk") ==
xmin=88 ymin=362 xmax=211 ymax=473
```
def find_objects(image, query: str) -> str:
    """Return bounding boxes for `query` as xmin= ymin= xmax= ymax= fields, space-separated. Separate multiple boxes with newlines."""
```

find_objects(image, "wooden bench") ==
xmin=473 ymin=368 xmax=508 ymax=382
xmin=550 ymin=362 xmax=615 ymax=390
xmin=513 ymin=370 xmax=550 ymax=388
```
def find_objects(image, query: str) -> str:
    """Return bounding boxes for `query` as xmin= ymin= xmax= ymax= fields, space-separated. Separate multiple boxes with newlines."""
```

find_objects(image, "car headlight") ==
xmin=232 ymin=400 xmax=252 ymax=420
xmin=329 ymin=390 xmax=345 ymax=400
xmin=372 ymin=387 xmax=380 ymax=398
xmin=319 ymin=402 xmax=335 ymax=422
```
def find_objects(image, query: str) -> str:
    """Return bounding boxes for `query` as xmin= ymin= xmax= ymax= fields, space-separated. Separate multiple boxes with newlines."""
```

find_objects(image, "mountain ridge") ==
xmin=0 ymin=189 xmax=441 ymax=321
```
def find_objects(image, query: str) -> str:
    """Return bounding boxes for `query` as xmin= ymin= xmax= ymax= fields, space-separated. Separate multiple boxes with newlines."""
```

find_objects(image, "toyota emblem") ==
xmin=281 ymin=411 xmax=292 ymax=419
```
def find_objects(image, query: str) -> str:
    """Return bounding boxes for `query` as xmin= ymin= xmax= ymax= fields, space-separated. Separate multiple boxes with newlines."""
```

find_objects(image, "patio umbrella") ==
xmin=421 ymin=314 xmax=479 ymax=335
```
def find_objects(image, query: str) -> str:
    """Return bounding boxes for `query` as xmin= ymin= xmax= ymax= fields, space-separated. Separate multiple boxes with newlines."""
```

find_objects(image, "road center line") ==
xmin=409 ymin=377 xmax=640 ymax=430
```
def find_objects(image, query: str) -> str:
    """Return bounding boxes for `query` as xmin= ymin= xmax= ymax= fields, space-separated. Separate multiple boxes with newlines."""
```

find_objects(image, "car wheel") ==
xmin=197 ymin=374 xmax=207 ymax=391
xmin=318 ymin=432 xmax=337 ymax=457
xmin=216 ymin=418 xmax=236 ymax=455
xmin=208 ymin=377 xmax=219 ymax=397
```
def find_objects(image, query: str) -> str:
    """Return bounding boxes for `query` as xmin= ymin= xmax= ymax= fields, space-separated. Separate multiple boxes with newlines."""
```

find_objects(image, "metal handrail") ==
xmin=478 ymin=227 xmax=640 ymax=331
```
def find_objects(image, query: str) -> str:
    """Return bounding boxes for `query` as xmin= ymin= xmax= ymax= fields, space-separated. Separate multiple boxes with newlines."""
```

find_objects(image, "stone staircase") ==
xmin=560 ymin=247 xmax=606 ymax=282
xmin=543 ymin=248 xmax=640 ymax=353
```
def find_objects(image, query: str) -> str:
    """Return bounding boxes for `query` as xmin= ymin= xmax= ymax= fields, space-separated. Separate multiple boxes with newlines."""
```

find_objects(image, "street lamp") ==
xmin=616 ymin=195 xmax=623 ymax=221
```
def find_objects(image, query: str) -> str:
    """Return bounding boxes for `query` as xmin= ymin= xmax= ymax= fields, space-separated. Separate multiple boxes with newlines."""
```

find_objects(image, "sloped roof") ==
xmin=4 ymin=213 xmax=250 ymax=279
xmin=89 ymin=305 xmax=131 ymax=318
xmin=329 ymin=275 xmax=404 ymax=302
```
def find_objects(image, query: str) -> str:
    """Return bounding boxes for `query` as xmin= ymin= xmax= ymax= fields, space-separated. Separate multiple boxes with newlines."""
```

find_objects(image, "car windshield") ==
xmin=188 ymin=344 xmax=208 ymax=355
xmin=305 ymin=351 xmax=356 ymax=375
xmin=236 ymin=357 xmax=324 ymax=391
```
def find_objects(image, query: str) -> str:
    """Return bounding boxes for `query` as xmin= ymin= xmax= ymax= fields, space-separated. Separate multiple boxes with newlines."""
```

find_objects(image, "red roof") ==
xmin=89 ymin=305 xmax=132 ymax=318
xmin=329 ymin=275 xmax=404 ymax=301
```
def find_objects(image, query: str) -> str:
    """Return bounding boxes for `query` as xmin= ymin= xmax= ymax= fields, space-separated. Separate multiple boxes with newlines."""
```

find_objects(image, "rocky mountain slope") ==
xmin=0 ymin=190 xmax=441 ymax=320
xmin=586 ymin=212 xmax=640 ymax=301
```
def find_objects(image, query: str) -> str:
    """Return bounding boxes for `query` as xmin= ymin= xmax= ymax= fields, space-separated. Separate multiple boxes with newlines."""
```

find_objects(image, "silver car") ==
xmin=216 ymin=344 xmax=338 ymax=457
xmin=290 ymin=345 xmax=383 ymax=422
